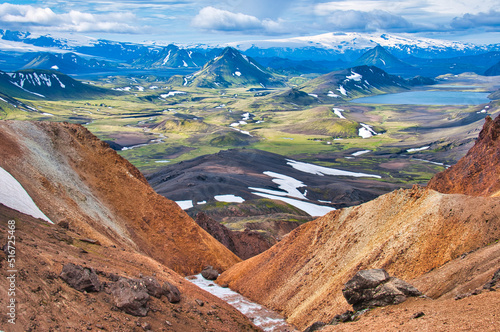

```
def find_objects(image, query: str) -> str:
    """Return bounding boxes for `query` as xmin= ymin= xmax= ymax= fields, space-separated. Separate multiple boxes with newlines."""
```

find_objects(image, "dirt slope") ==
xmin=428 ymin=114 xmax=500 ymax=196
xmin=0 ymin=204 xmax=259 ymax=332
xmin=217 ymin=186 xmax=500 ymax=330
xmin=0 ymin=120 xmax=240 ymax=275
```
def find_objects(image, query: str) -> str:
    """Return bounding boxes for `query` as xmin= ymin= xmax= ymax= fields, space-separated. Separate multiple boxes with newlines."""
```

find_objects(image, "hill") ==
xmin=300 ymin=65 xmax=434 ymax=100
xmin=485 ymin=60 xmax=500 ymax=76
xmin=351 ymin=45 xmax=415 ymax=75
xmin=0 ymin=120 xmax=240 ymax=275
xmin=131 ymin=44 xmax=217 ymax=68
xmin=181 ymin=47 xmax=284 ymax=88
xmin=0 ymin=69 xmax=121 ymax=100
xmin=217 ymin=115 xmax=500 ymax=330
xmin=22 ymin=52 xmax=118 ymax=74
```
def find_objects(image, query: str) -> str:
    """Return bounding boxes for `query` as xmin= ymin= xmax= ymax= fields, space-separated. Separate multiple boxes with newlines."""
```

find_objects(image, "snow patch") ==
xmin=337 ymin=85 xmax=347 ymax=96
xmin=0 ymin=166 xmax=52 ymax=223
xmin=346 ymin=71 xmax=362 ymax=81
xmin=407 ymin=146 xmax=430 ymax=153
xmin=359 ymin=123 xmax=378 ymax=138
xmin=214 ymin=194 xmax=245 ymax=203
xmin=352 ymin=150 xmax=371 ymax=156
xmin=287 ymin=159 xmax=381 ymax=178
xmin=175 ymin=200 xmax=193 ymax=210
xmin=251 ymin=192 xmax=335 ymax=217
xmin=332 ymin=108 xmax=346 ymax=119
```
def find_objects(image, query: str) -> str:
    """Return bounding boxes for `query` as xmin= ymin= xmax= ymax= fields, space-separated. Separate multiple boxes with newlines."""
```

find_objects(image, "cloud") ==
xmin=191 ymin=6 xmax=286 ymax=34
xmin=317 ymin=9 xmax=414 ymax=32
xmin=0 ymin=3 xmax=139 ymax=33
xmin=451 ymin=10 xmax=500 ymax=30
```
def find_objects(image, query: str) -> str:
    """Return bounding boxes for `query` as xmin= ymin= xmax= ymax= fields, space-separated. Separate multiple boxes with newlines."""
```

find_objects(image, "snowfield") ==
xmin=0 ymin=166 xmax=52 ymax=223
xmin=286 ymin=159 xmax=381 ymax=178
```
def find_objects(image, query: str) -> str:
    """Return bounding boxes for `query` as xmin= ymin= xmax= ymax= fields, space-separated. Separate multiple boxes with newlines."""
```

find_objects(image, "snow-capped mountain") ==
xmin=0 ymin=69 xmax=121 ymax=99
xmin=229 ymin=32 xmax=500 ymax=60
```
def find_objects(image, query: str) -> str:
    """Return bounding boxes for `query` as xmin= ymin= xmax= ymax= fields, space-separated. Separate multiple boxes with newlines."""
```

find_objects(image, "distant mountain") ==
xmin=485 ymin=60 xmax=500 ymax=76
xmin=405 ymin=51 xmax=500 ymax=77
xmin=181 ymin=47 xmax=284 ymax=88
xmin=351 ymin=45 xmax=414 ymax=75
xmin=131 ymin=44 xmax=218 ymax=68
xmin=22 ymin=52 xmax=118 ymax=74
xmin=231 ymin=32 xmax=500 ymax=60
xmin=301 ymin=65 xmax=434 ymax=100
xmin=0 ymin=69 xmax=121 ymax=100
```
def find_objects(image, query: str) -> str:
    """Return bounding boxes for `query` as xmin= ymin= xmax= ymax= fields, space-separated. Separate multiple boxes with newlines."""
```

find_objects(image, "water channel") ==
xmin=187 ymin=274 xmax=298 ymax=332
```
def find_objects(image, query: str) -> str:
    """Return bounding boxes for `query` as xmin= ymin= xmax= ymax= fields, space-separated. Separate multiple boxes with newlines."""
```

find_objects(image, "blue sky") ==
xmin=2 ymin=1 xmax=500 ymax=45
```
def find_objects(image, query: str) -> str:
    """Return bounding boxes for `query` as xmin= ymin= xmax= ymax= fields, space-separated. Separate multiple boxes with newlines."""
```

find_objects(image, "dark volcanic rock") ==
xmin=162 ymin=281 xmax=181 ymax=303
xmin=342 ymin=269 xmax=422 ymax=311
xmin=428 ymin=114 xmax=500 ymax=196
xmin=201 ymin=266 xmax=219 ymax=280
xmin=140 ymin=276 xmax=163 ymax=298
xmin=59 ymin=263 xmax=101 ymax=292
xmin=146 ymin=148 xmax=398 ymax=211
xmin=110 ymin=277 xmax=150 ymax=316
xmin=195 ymin=212 xmax=274 ymax=259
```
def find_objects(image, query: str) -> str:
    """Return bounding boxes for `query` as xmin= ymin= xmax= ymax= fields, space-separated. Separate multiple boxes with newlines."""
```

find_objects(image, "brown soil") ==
xmin=0 ymin=204 xmax=259 ymax=332
xmin=217 ymin=186 xmax=500 ymax=330
xmin=0 ymin=121 xmax=240 ymax=276
xmin=321 ymin=291 xmax=499 ymax=332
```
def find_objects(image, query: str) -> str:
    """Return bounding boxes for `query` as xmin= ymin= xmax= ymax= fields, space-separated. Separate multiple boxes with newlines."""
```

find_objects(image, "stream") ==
xmin=187 ymin=274 xmax=298 ymax=332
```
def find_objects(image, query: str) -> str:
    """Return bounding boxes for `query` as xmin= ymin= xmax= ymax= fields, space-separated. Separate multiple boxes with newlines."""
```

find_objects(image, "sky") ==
xmin=2 ymin=0 xmax=500 ymax=45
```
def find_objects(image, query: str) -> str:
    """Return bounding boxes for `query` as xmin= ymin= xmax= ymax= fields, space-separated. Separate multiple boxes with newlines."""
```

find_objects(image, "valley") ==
xmin=0 ymin=28 xmax=500 ymax=331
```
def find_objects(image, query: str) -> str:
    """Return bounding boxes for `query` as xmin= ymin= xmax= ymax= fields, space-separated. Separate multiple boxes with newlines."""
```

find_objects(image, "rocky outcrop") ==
xmin=60 ymin=263 xmax=101 ymax=292
xmin=195 ymin=212 xmax=274 ymax=259
xmin=217 ymin=186 xmax=500 ymax=330
xmin=110 ymin=278 xmax=151 ymax=316
xmin=0 ymin=204 xmax=259 ymax=331
xmin=201 ymin=266 xmax=219 ymax=280
xmin=427 ymin=114 xmax=500 ymax=196
xmin=342 ymin=269 xmax=422 ymax=311
xmin=0 ymin=121 xmax=240 ymax=275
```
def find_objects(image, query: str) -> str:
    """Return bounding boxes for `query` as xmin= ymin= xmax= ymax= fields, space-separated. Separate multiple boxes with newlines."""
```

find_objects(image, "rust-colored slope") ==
xmin=427 ymin=114 xmax=500 ymax=196
xmin=0 ymin=204 xmax=258 ymax=332
xmin=217 ymin=186 xmax=500 ymax=330
xmin=0 ymin=121 xmax=240 ymax=275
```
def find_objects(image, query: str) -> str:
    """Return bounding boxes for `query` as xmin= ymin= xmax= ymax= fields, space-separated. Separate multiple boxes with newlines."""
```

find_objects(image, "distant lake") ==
xmin=352 ymin=91 xmax=491 ymax=105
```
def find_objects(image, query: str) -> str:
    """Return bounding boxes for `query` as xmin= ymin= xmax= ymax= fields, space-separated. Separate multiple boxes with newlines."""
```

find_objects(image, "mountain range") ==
xmin=3 ymin=29 xmax=500 ymax=78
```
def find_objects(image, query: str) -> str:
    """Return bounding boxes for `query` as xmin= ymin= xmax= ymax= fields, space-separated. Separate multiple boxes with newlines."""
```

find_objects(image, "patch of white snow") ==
xmin=0 ymin=166 xmax=52 ymax=223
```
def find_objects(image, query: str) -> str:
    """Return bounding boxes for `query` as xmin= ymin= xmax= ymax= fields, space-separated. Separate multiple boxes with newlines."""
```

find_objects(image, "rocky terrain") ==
xmin=428 ymin=114 xmax=500 ymax=196
xmin=217 ymin=115 xmax=500 ymax=330
xmin=0 ymin=121 xmax=240 ymax=275
xmin=0 ymin=204 xmax=259 ymax=331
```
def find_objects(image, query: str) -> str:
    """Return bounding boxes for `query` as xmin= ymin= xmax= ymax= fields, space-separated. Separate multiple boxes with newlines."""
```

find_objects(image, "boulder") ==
xmin=201 ymin=266 xmax=219 ymax=280
xmin=110 ymin=277 xmax=150 ymax=316
xmin=342 ymin=269 xmax=422 ymax=311
xmin=162 ymin=281 xmax=181 ymax=303
xmin=140 ymin=276 xmax=163 ymax=298
xmin=59 ymin=263 xmax=101 ymax=292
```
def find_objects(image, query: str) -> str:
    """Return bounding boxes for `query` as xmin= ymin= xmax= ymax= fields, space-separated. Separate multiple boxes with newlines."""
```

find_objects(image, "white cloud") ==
xmin=0 ymin=3 xmax=139 ymax=33
xmin=191 ymin=6 xmax=286 ymax=34
xmin=317 ymin=9 xmax=414 ymax=32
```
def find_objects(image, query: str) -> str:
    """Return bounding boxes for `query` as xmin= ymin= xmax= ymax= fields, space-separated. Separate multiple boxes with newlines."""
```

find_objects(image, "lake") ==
xmin=352 ymin=90 xmax=491 ymax=105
